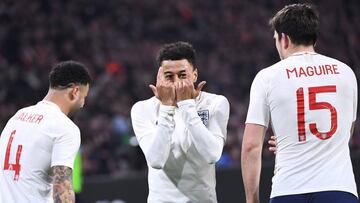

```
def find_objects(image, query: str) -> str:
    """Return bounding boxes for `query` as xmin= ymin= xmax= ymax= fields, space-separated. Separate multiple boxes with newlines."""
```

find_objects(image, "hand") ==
xmin=192 ymin=81 xmax=206 ymax=98
xmin=149 ymin=67 xmax=176 ymax=106
xmin=268 ymin=136 xmax=277 ymax=155
xmin=175 ymin=79 xmax=193 ymax=102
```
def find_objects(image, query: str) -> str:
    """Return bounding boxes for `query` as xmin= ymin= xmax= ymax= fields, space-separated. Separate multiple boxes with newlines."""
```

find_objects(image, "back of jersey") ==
xmin=0 ymin=101 xmax=79 ymax=203
xmin=247 ymin=52 xmax=358 ymax=198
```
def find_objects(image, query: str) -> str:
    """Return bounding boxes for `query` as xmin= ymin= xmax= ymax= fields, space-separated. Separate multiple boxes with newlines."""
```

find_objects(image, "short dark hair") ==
xmin=157 ymin=41 xmax=197 ymax=68
xmin=269 ymin=3 xmax=319 ymax=46
xmin=49 ymin=60 xmax=92 ymax=89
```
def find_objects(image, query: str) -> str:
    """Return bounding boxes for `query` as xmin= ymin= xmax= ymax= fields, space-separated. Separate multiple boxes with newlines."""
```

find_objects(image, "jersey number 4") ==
xmin=3 ymin=130 xmax=23 ymax=181
xmin=296 ymin=85 xmax=337 ymax=142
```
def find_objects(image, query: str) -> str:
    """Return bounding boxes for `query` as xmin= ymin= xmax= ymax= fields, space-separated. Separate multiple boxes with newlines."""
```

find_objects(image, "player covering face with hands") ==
xmin=149 ymin=61 xmax=206 ymax=106
xmin=131 ymin=41 xmax=230 ymax=203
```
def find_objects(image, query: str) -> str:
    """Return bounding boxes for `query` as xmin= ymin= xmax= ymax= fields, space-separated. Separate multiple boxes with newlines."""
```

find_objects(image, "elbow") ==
xmin=242 ymin=144 xmax=258 ymax=155
xmin=149 ymin=162 xmax=164 ymax=170
xmin=241 ymin=142 xmax=262 ymax=160
xmin=242 ymin=144 xmax=254 ymax=154
xmin=204 ymin=148 xmax=223 ymax=164
xmin=147 ymin=157 xmax=165 ymax=169
xmin=206 ymin=155 xmax=220 ymax=165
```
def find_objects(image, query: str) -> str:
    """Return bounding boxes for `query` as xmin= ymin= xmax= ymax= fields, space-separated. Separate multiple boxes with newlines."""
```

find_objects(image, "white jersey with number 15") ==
xmin=246 ymin=52 xmax=358 ymax=198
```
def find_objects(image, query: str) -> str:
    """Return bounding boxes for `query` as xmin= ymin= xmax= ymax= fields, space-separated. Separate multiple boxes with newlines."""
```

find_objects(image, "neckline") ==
xmin=38 ymin=100 xmax=62 ymax=112
xmin=289 ymin=51 xmax=318 ymax=57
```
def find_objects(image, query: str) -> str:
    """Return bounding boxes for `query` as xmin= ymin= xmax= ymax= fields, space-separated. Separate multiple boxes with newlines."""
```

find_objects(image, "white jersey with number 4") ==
xmin=246 ymin=52 xmax=358 ymax=198
xmin=0 ymin=100 xmax=80 ymax=203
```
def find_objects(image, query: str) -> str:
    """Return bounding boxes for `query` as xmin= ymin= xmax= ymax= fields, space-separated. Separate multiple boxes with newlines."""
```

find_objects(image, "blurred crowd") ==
xmin=0 ymin=0 xmax=359 ymax=177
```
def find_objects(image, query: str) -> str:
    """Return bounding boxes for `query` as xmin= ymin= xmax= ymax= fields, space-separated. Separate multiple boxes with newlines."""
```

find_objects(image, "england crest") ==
xmin=197 ymin=110 xmax=209 ymax=126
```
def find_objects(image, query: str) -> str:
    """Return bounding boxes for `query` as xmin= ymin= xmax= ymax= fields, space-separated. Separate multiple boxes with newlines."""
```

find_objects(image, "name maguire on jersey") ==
xmin=286 ymin=64 xmax=340 ymax=79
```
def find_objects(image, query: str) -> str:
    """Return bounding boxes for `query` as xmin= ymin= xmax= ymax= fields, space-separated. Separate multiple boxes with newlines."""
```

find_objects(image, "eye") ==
xmin=180 ymin=74 xmax=187 ymax=79
xmin=165 ymin=75 xmax=173 ymax=80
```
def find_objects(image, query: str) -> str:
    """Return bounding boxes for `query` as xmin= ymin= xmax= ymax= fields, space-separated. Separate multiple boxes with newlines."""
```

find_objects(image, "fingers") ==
xmin=156 ymin=67 xmax=164 ymax=86
xmin=268 ymin=136 xmax=276 ymax=146
xmin=268 ymin=139 xmax=276 ymax=146
xmin=192 ymin=80 xmax=206 ymax=98
xmin=268 ymin=135 xmax=277 ymax=155
xmin=269 ymin=147 xmax=277 ymax=154
xmin=175 ymin=80 xmax=190 ymax=91
xmin=149 ymin=84 xmax=158 ymax=98
xmin=196 ymin=81 xmax=206 ymax=92
xmin=175 ymin=80 xmax=193 ymax=101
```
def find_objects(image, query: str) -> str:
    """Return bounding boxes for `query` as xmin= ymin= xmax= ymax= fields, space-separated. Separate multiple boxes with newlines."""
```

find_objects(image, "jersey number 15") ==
xmin=296 ymin=85 xmax=337 ymax=142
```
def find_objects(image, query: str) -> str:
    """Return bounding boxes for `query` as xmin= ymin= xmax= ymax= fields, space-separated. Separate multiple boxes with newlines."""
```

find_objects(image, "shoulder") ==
xmin=131 ymin=97 xmax=159 ymax=117
xmin=199 ymin=92 xmax=229 ymax=122
xmin=322 ymin=55 xmax=354 ymax=71
xmin=63 ymin=118 xmax=80 ymax=135
xmin=317 ymin=54 xmax=356 ymax=78
xmin=201 ymin=91 xmax=227 ymax=101
xmin=317 ymin=54 xmax=344 ymax=64
xmin=258 ymin=60 xmax=286 ymax=78
xmin=47 ymin=112 xmax=80 ymax=138
xmin=200 ymin=91 xmax=229 ymax=108
xmin=251 ymin=63 xmax=279 ymax=86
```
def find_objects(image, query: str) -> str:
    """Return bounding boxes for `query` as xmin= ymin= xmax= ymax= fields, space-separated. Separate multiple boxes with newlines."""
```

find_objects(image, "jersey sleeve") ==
xmin=207 ymin=95 xmax=230 ymax=141
xmin=177 ymin=95 xmax=229 ymax=164
xmin=131 ymin=100 xmax=174 ymax=169
xmin=245 ymin=70 xmax=270 ymax=127
xmin=51 ymin=126 xmax=81 ymax=169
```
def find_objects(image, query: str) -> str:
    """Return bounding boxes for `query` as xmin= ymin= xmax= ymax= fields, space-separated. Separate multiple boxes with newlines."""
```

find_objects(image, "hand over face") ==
xmin=149 ymin=67 xmax=176 ymax=106
xmin=175 ymin=79 xmax=194 ymax=102
xmin=175 ymin=68 xmax=206 ymax=102
xmin=149 ymin=63 xmax=206 ymax=105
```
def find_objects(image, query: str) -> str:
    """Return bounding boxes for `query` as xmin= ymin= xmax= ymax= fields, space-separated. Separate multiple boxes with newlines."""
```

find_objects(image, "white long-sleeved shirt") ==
xmin=131 ymin=91 xmax=229 ymax=203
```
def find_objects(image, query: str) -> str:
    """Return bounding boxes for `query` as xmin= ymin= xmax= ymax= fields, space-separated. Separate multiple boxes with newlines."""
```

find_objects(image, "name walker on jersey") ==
xmin=14 ymin=112 xmax=44 ymax=124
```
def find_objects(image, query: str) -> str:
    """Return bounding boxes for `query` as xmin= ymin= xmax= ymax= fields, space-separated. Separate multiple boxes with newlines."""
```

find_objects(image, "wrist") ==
xmin=176 ymin=95 xmax=193 ymax=102
xmin=161 ymin=100 xmax=175 ymax=106
xmin=177 ymin=99 xmax=195 ymax=108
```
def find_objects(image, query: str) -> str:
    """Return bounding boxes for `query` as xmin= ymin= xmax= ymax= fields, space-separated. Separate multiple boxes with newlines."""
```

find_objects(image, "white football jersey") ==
xmin=131 ymin=91 xmax=229 ymax=203
xmin=0 ymin=100 xmax=80 ymax=203
xmin=246 ymin=52 xmax=358 ymax=198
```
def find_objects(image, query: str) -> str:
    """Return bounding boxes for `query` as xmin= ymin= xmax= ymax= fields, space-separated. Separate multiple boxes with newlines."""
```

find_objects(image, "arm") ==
xmin=132 ymin=66 xmax=177 ymax=169
xmin=242 ymin=70 xmax=270 ymax=203
xmin=177 ymin=96 xmax=229 ymax=164
xmin=51 ymin=166 xmax=75 ymax=203
xmin=241 ymin=123 xmax=267 ymax=203
xmin=50 ymin=122 xmax=80 ymax=203
xmin=131 ymin=102 xmax=175 ymax=169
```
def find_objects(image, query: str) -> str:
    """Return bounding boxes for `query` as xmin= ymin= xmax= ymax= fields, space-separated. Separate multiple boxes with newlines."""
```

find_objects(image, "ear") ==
xmin=193 ymin=68 xmax=198 ymax=83
xmin=281 ymin=33 xmax=290 ymax=49
xmin=69 ymin=86 xmax=80 ymax=101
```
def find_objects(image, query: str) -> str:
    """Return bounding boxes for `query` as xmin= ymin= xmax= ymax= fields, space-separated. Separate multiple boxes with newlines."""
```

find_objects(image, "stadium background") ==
xmin=0 ymin=0 xmax=359 ymax=202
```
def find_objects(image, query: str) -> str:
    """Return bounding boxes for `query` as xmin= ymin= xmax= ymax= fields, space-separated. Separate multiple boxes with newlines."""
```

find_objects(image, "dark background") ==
xmin=0 ymin=0 xmax=359 ymax=202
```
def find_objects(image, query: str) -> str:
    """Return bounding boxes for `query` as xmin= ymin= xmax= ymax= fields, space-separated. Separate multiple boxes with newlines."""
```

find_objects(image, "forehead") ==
xmin=161 ymin=59 xmax=193 ymax=72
